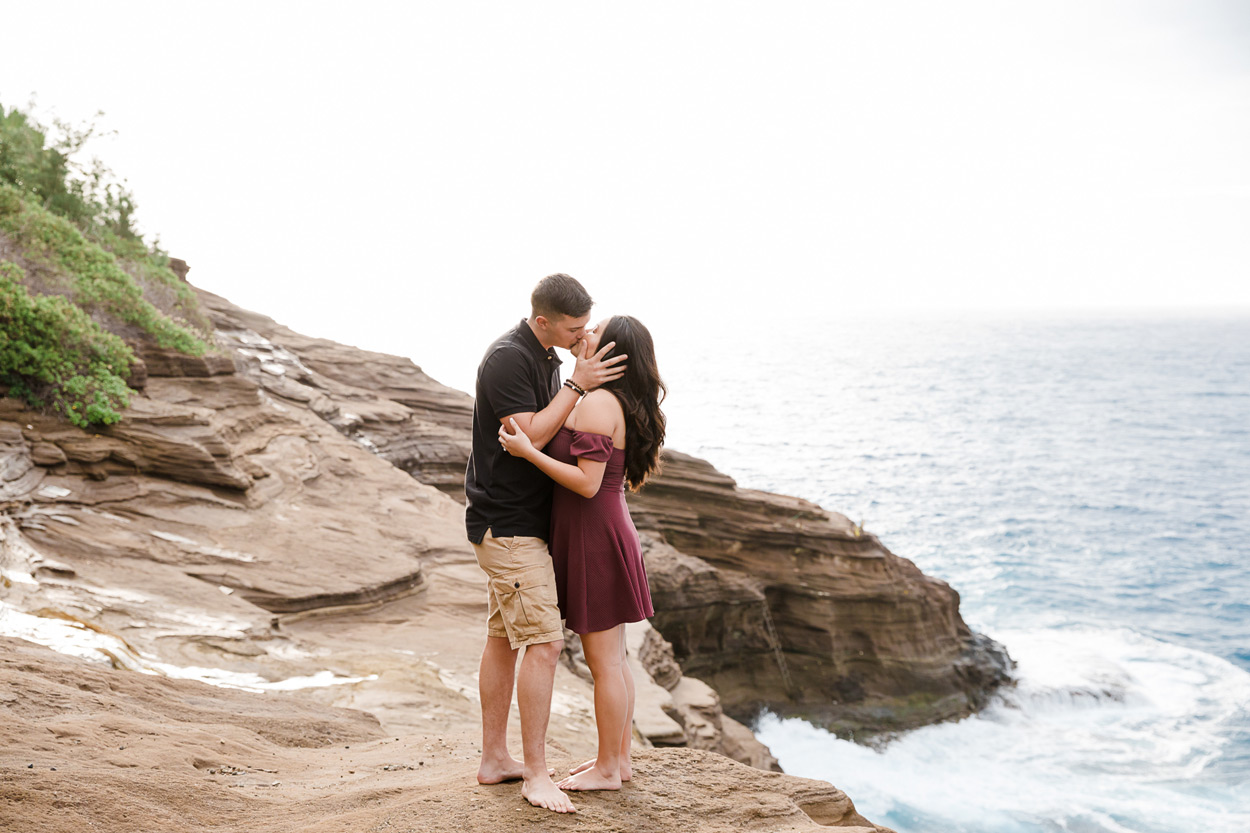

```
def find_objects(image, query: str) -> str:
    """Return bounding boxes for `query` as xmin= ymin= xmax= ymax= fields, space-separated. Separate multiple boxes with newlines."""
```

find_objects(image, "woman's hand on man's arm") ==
xmin=499 ymin=418 xmax=607 ymax=498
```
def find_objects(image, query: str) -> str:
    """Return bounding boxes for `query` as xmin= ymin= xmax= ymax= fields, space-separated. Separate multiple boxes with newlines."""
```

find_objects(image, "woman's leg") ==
xmin=569 ymin=627 xmax=638 ymax=781
xmin=616 ymin=624 xmax=635 ymax=780
xmin=559 ymin=625 xmax=627 ymax=790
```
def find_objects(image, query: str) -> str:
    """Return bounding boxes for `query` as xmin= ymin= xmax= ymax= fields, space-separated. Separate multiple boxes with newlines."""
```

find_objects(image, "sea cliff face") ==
xmin=0 ymin=271 xmax=1004 ymax=831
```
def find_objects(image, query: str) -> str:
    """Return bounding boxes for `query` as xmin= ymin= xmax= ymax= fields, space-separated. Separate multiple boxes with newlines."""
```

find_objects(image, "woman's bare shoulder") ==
xmin=570 ymin=389 xmax=624 ymax=434
xmin=582 ymin=388 xmax=624 ymax=412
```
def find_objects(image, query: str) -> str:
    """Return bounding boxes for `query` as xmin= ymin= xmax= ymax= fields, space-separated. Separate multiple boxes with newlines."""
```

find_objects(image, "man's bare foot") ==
xmin=478 ymin=757 xmax=555 ymax=784
xmin=569 ymin=758 xmax=631 ymax=781
xmin=478 ymin=755 xmax=525 ymax=785
xmin=521 ymin=775 xmax=577 ymax=813
xmin=557 ymin=766 xmax=622 ymax=791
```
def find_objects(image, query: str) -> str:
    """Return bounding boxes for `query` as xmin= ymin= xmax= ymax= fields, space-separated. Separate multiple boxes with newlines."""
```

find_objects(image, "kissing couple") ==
xmin=464 ymin=272 xmax=666 ymax=813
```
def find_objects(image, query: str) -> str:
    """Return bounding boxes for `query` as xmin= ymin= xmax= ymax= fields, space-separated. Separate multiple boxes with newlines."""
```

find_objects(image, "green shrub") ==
xmin=0 ymin=261 xmax=134 ymax=427
xmin=0 ymin=102 xmax=214 ymax=428
xmin=0 ymin=183 xmax=208 ymax=354
xmin=0 ymin=102 xmax=211 ymax=341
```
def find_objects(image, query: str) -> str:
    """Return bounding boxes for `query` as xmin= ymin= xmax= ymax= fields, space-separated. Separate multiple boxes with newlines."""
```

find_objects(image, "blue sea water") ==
xmin=655 ymin=312 xmax=1250 ymax=833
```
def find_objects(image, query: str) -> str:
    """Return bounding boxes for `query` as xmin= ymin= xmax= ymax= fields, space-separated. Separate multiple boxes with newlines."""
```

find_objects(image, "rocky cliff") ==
xmin=1 ymin=270 xmax=1011 ymax=830
xmin=2 ymin=281 xmax=1009 ymax=738
xmin=248 ymin=287 xmax=1015 ymax=738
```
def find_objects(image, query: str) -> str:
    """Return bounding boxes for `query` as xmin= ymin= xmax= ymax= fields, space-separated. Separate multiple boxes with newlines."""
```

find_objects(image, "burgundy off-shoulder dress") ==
xmin=546 ymin=426 xmax=654 ymax=634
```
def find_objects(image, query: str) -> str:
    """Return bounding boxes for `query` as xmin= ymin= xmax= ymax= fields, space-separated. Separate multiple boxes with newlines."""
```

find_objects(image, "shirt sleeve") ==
xmin=568 ymin=430 xmax=615 ymax=462
xmin=480 ymin=347 xmax=538 ymax=422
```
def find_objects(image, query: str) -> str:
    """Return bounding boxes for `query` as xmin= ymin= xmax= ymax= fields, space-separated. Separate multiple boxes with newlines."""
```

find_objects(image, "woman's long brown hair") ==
xmin=598 ymin=315 xmax=666 ymax=491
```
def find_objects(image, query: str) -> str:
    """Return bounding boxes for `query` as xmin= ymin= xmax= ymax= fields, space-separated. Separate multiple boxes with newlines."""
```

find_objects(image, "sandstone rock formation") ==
xmin=0 ymin=283 xmax=778 ymax=781
xmin=627 ymin=620 xmax=781 ymax=771
xmin=194 ymin=290 xmax=474 ymax=499
xmin=1 ymin=273 xmax=1006 ymax=832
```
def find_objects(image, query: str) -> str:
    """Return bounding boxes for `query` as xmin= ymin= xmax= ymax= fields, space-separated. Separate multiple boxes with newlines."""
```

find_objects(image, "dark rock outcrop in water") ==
xmin=630 ymin=453 xmax=1014 ymax=737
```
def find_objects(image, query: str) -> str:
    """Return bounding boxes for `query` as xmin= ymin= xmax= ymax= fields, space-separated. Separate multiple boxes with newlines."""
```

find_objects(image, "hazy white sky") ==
xmin=3 ymin=1 xmax=1248 ymax=390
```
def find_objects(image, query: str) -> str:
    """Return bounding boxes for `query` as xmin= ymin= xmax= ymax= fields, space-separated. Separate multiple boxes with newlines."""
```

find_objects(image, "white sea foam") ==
xmin=756 ymin=625 xmax=1250 ymax=833
xmin=664 ymin=316 xmax=1250 ymax=832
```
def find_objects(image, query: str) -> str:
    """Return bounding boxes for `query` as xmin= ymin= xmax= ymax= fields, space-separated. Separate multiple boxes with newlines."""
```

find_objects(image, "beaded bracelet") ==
xmin=563 ymin=379 xmax=587 ymax=397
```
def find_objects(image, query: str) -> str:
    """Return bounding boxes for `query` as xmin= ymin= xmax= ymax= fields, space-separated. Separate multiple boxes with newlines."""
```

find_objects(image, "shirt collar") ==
xmin=516 ymin=319 xmax=563 ymax=366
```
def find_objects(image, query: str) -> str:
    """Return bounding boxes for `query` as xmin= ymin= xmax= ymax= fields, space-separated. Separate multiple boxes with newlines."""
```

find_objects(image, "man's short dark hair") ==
xmin=531 ymin=273 xmax=593 ymax=320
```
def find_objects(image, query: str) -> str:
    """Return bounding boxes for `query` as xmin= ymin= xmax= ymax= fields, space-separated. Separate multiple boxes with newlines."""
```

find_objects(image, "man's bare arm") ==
xmin=502 ymin=386 xmax=580 ymax=450
xmin=499 ymin=340 xmax=627 ymax=448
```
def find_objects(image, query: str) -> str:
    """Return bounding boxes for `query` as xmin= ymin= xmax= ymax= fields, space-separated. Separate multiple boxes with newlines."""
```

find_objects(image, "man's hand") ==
xmin=569 ymin=339 xmax=627 ymax=391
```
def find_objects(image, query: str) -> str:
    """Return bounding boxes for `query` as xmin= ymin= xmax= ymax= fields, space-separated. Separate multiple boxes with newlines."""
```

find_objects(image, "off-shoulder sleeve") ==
xmin=568 ymin=430 xmax=615 ymax=462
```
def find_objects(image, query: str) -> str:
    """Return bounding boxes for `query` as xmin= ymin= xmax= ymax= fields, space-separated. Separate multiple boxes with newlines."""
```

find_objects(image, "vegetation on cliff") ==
xmin=0 ymin=103 xmax=210 ymax=426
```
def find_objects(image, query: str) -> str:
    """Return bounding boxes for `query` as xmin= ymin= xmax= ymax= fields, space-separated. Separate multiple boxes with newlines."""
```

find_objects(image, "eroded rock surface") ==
xmin=196 ymin=290 xmax=474 ymax=498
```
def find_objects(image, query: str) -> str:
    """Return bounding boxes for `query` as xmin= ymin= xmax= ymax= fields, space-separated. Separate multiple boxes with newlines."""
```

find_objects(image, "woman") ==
xmin=498 ymin=314 xmax=665 ymax=791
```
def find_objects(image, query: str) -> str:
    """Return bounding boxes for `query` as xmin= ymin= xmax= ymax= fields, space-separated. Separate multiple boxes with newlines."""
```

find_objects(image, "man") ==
xmin=465 ymin=273 xmax=625 ymax=813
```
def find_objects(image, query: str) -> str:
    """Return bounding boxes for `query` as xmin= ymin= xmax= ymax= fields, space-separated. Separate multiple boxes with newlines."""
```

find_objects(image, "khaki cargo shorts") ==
xmin=471 ymin=531 xmax=563 ymax=650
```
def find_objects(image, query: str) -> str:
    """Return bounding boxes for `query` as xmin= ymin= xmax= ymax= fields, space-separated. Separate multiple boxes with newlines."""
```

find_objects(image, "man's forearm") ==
xmin=526 ymin=386 xmax=581 ymax=448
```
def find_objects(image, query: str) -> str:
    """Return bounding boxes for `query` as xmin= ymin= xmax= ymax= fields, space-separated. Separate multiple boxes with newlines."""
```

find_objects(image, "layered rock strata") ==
xmin=191 ymin=286 xmax=1011 ymax=737
xmin=194 ymin=290 xmax=474 ymax=498
xmin=195 ymin=292 xmax=1010 ymax=737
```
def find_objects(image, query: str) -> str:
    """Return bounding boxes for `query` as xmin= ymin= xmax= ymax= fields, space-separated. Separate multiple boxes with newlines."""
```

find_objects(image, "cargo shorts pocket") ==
xmin=488 ymin=564 xmax=559 ymax=646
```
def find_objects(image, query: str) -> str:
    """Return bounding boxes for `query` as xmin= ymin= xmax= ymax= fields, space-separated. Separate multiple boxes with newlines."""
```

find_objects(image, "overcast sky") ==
xmin=3 ymin=1 xmax=1248 ymax=391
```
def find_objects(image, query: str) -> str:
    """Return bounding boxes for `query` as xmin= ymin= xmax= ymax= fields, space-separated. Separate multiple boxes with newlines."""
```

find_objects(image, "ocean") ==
xmin=653 ymin=311 xmax=1250 ymax=833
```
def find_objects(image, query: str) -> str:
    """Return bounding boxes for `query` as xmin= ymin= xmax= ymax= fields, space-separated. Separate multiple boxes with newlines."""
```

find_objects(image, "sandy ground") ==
xmin=0 ymin=637 xmax=886 ymax=833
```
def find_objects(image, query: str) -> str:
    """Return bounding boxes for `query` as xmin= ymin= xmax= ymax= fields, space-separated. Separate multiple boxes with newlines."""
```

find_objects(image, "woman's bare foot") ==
xmin=569 ymin=757 xmax=631 ymax=781
xmin=557 ymin=765 xmax=622 ymax=791
xmin=521 ymin=774 xmax=577 ymax=813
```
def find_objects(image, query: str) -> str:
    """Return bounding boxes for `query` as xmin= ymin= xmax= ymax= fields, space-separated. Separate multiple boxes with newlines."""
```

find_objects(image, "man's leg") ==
xmin=477 ymin=635 xmax=523 ymax=784
xmin=473 ymin=534 xmax=530 ymax=784
xmin=478 ymin=534 xmax=572 ymax=812
xmin=516 ymin=638 xmax=575 ymax=812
